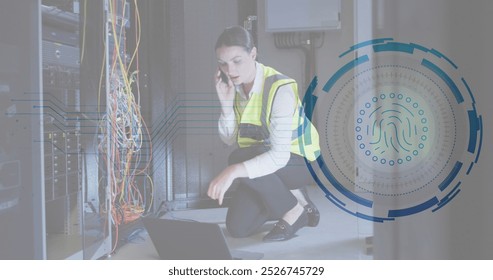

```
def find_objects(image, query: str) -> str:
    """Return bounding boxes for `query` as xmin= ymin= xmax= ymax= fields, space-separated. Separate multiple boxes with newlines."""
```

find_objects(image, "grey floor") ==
xmin=108 ymin=186 xmax=374 ymax=260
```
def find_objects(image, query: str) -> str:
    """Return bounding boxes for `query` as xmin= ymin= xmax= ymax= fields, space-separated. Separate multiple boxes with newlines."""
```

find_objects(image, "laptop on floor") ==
xmin=142 ymin=217 xmax=264 ymax=260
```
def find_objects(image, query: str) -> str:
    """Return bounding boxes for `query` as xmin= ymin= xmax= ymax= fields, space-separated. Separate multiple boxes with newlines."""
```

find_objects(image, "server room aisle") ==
xmin=108 ymin=186 xmax=373 ymax=260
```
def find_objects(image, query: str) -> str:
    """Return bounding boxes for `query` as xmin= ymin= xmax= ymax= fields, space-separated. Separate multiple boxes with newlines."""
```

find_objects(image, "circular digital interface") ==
xmin=302 ymin=39 xmax=483 ymax=222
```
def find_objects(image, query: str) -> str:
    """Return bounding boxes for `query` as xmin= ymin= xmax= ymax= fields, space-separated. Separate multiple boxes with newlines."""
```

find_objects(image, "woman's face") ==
xmin=216 ymin=45 xmax=257 ymax=86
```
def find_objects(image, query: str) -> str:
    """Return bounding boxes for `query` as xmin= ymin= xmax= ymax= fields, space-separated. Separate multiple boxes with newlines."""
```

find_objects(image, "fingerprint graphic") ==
xmin=357 ymin=93 xmax=428 ymax=166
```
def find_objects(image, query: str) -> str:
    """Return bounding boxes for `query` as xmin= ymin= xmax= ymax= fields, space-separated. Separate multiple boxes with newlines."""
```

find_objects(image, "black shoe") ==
xmin=263 ymin=209 xmax=308 ymax=242
xmin=300 ymin=187 xmax=320 ymax=227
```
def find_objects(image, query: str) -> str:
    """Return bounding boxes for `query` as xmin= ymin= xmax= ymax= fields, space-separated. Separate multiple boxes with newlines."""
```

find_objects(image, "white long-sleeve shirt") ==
xmin=218 ymin=63 xmax=296 ymax=179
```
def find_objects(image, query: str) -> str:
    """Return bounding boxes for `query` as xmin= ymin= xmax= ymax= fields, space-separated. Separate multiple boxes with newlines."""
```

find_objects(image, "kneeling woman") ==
xmin=208 ymin=26 xmax=321 ymax=242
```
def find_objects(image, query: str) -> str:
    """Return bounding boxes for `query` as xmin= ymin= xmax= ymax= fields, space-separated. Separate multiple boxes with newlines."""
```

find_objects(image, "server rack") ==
xmin=42 ymin=1 xmax=112 ymax=259
xmin=0 ymin=0 xmax=45 ymax=259
xmin=0 ymin=0 xmax=113 ymax=259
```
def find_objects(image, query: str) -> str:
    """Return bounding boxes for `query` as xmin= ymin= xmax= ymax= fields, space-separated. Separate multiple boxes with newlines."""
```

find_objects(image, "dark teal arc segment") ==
xmin=373 ymin=42 xmax=415 ymax=54
xmin=432 ymin=189 xmax=461 ymax=213
xmin=430 ymin=48 xmax=458 ymax=69
xmin=468 ymin=110 xmax=480 ymax=153
xmin=316 ymin=156 xmax=373 ymax=208
xmin=432 ymin=182 xmax=462 ymax=213
xmin=475 ymin=116 xmax=483 ymax=163
xmin=322 ymin=55 xmax=370 ymax=93
xmin=421 ymin=59 xmax=464 ymax=104
xmin=388 ymin=196 xmax=440 ymax=218
xmin=438 ymin=161 xmax=463 ymax=191
xmin=339 ymin=38 xmax=393 ymax=58
xmin=302 ymin=76 xmax=319 ymax=121
xmin=305 ymin=156 xmax=389 ymax=222
xmin=356 ymin=212 xmax=395 ymax=223
xmin=462 ymin=77 xmax=476 ymax=104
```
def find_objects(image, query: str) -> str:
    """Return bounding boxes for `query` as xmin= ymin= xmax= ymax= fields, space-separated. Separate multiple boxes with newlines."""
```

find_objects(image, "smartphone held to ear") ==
xmin=219 ymin=70 xmax=229 ymax=84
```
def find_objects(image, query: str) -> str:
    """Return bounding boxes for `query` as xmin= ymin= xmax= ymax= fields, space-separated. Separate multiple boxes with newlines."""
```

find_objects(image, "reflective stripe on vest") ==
xmin=235 ymin=64 xmax=320 ymax=161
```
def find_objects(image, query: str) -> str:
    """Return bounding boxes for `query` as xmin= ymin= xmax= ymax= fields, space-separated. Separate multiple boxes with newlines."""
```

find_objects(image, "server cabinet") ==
xmin=42 ymin=0 xmax=112 ymax=259
xmin=0 ymin=1 xmax=45 ymax=259
xmin=0 ymin=0 xmax=112 ymax=259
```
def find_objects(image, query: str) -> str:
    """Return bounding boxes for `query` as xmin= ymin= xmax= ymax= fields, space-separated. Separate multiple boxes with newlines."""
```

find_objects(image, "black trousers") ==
xmin=225 ymin=146 xmax=313 ymax=238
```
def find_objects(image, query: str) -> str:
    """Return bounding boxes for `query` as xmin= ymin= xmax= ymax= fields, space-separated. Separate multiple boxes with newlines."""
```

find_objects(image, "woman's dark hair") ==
xmin=215 ymin=26 xmax=255 ymax=52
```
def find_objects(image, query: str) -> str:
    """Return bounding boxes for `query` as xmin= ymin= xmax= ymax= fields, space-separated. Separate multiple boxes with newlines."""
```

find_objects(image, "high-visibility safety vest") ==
xmin=234 ymin=64 xmax=320 ymax=162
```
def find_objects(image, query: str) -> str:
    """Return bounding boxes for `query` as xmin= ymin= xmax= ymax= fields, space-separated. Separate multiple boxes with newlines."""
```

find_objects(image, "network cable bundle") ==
xmin=96 ymin=0 xmax=153 ymax=250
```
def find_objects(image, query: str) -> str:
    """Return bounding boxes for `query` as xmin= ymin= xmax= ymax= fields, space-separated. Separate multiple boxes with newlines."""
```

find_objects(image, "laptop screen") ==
xmin=142 ymin=218 xmax=233 ymax=260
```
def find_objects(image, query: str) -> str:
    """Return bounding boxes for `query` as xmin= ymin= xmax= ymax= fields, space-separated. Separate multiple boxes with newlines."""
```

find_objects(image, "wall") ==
xmin=442 ymin=0 xmax=493 ymax=259
xmin=256 ymin=0 xmax=354 ymax=94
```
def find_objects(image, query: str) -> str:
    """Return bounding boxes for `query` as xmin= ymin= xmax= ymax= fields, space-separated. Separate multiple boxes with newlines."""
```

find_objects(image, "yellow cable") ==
xmin=127 ymin=0 xmax=141 ymax=71
xmin=145 ymin=173 xmax=154 ymax=213
xmin=109 ymin=0 xmax=132 ymax=98
xmin=97 ymin=40 xmax=106 ymax=117
xmin=80 ymin=0 xmax=87 ymax=64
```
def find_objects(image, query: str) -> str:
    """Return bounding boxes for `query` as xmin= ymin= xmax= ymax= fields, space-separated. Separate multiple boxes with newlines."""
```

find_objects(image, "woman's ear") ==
xmin=250 ymin=47 xmax=257 ymax=60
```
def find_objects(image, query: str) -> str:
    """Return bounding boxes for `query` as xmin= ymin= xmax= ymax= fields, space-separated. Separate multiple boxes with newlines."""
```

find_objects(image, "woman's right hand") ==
xmin=215 ymin=69 xmax=235 ymax=116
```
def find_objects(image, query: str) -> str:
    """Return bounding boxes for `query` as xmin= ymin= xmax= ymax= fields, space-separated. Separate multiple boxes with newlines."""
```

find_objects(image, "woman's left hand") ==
xmin=208 ymin=163 xmax=247 ymax=205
